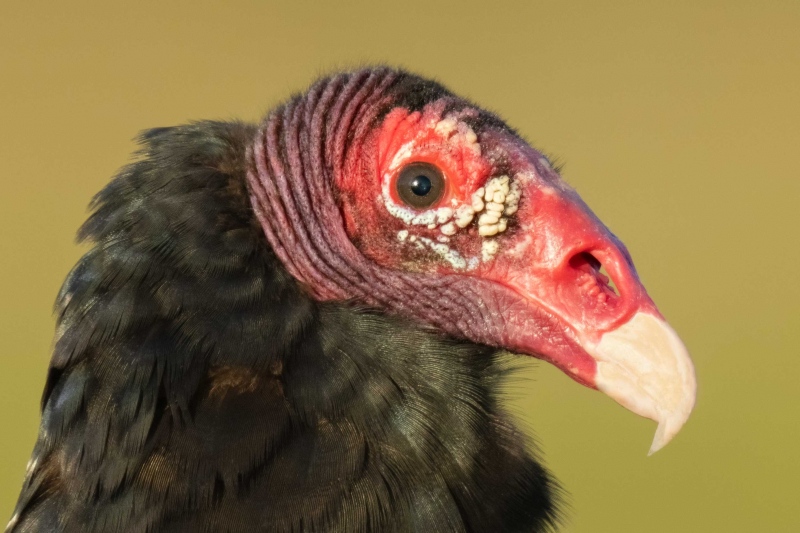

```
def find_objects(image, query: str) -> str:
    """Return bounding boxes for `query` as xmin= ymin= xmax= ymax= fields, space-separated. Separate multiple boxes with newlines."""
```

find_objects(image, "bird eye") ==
xmin=396 ymin=162 xmax=445 ymax=209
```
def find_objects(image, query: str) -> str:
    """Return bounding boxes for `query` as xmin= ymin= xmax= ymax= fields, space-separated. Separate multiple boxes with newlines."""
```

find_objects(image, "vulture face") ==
xmin=248 ymin=69 xmax=696 ymax=453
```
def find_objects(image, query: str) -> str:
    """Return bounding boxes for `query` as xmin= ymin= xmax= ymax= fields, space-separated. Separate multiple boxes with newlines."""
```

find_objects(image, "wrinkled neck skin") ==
xmin=7 ymin=120 xmax=558 ymax=532
xmin=247 ymin=69 xmax=507 ymax=347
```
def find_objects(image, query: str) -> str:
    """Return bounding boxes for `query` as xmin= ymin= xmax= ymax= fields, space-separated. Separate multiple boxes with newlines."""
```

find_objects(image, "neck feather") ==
xmin=8 ymin=114 xmax=558 ymax=533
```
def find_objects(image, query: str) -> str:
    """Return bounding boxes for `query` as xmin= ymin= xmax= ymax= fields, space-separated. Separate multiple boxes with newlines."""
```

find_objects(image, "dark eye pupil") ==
xmin=410 ymin=175 xmax=432 ymax=196
xmin=395 ymin=162 xmax=444 ymax=209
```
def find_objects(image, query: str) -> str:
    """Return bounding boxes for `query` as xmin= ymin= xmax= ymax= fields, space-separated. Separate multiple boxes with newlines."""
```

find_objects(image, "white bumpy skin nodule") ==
xmin=386 ymin=117 xmax=524 ymax=269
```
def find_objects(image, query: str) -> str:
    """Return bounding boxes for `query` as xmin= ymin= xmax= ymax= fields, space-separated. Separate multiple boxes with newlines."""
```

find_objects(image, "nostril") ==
xmin=568 ymin=251 xmax=600 ymax=271
xmin=598 ymin=263 xmax=619 ymax=297
xmin=569 ymin=252 xmax=620 ymax=299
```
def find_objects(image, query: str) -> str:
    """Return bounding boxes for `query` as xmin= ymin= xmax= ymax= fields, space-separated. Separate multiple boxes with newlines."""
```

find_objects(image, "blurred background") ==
xmin=1 ymin=1 xmax=798 ymax=531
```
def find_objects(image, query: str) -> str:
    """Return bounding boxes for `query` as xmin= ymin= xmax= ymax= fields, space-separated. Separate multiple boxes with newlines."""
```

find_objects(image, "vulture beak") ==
xmin=591 ymin=311 xmax=696 ymax=455
xmin=490 ymin=167 xmax=697 ymax=454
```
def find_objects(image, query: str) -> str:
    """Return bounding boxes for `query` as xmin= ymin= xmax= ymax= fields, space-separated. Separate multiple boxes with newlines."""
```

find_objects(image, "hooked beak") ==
xmin=590 ymin=311 xmax=696 ymax=454
xmin=484 ymin=169 xmax=696 ymax=454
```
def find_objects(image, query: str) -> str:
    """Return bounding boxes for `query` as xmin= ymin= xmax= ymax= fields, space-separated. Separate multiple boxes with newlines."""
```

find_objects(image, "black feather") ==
xmin=7 ymin=121 xmax=559 ymax=532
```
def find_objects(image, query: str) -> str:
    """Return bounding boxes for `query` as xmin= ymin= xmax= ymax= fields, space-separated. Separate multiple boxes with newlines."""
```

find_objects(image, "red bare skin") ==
xmin=338 ymin=101 xmax=659 ymax=388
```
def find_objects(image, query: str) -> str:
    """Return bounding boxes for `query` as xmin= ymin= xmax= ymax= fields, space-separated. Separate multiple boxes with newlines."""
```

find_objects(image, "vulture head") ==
xmin=7 ymin=67 xmax=696 ymax=532
xmin=248 ymin=69 xmax=695 ymax=454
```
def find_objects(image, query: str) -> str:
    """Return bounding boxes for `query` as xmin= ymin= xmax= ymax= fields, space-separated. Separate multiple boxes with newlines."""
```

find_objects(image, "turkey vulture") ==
xmin=6 ymin=67 xmax=696 ymax=532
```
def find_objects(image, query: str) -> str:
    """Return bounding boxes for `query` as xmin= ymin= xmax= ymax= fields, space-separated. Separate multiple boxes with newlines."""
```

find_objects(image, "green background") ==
xmin=2 ymin=1 xmax=798 ymax=531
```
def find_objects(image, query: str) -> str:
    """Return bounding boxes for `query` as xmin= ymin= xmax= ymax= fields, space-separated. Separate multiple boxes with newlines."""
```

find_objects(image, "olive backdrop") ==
xmin=2 ymin=1 xmax=798 ymax=531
